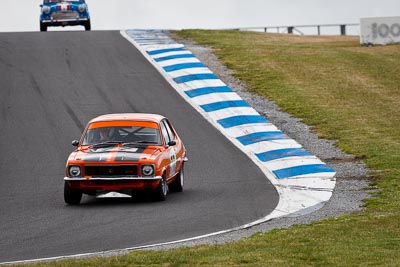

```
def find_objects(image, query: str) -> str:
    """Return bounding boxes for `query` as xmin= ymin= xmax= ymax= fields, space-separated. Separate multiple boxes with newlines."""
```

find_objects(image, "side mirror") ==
xmin=71 ymin=140 xmax=79 ymax=147
xmin=168 ymin=140 xmax=176 ymax=146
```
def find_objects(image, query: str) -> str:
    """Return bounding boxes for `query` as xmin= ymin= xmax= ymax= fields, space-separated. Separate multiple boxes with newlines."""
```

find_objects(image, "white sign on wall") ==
xmin=360 ymin=17 xmax=400 ymax=45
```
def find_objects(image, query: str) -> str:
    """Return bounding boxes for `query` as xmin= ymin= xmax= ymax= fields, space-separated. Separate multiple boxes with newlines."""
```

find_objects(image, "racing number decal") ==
xmin=169 ymin=150 xmax=177 ymax=177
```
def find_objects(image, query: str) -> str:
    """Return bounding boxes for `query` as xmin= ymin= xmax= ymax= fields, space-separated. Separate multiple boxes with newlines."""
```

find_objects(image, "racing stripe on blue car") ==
xmin=122 ymin=29 xmax=336 ymax=217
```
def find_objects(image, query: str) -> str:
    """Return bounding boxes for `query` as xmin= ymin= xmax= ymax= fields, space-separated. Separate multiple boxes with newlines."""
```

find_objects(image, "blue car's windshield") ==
xmin=44 ymin=0 xmax=84 ymax=3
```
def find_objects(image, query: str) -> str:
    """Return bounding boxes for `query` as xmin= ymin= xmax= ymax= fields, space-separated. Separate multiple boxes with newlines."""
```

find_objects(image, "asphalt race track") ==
xmin=0 ymin=31 xmax=279 ymax=263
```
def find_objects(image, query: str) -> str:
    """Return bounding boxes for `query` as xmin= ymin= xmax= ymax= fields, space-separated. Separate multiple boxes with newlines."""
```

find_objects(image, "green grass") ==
xmin=175 ymin=31 xmax=400 ymax=212
xmin=20 ymin=31 xmax=400 ymax=266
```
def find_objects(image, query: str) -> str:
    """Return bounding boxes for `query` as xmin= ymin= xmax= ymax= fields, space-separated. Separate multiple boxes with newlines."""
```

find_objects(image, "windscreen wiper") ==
xmin=122 ymin=141 xmax=157 ymax=147
xmin=134 ymin=140 xmax=157 ymax=144
xmin=91 ymin=141 xmax=122 ymax=148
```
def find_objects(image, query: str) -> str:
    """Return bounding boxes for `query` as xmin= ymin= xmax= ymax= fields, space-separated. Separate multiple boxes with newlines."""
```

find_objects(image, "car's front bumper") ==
xmin=41 ymin=18 xmax=89 ymax=26
xmin=64 ymin=176 xmax=162 ymax=191
xmin=64 ymin=176 xmax=162 ymax=181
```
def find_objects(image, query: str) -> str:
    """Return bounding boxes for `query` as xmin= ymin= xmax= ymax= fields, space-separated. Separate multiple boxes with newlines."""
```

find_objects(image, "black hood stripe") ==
xmin=82 ymin=146 xmax=148 ymax=162
xmin=115 ymin=146 xmax=147 ymax=162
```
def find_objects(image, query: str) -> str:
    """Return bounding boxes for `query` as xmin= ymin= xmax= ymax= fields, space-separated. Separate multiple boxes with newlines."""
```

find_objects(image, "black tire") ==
xmin=170 ymin=163 xmax=184 ymax=192
xmin=40 ymin=22 xmax=47 ymax=32
xmin=64 ymin=182 xmax=82 ymax=205
xmin=153 ymin=174 xmax=167 ymax=201
xmin=84 ymin=20 xmax=91 ymax=31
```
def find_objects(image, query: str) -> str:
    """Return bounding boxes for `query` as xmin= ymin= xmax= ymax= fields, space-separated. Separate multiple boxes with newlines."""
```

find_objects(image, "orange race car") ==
xmin=64 ymin=113 xmax=187 ymax=205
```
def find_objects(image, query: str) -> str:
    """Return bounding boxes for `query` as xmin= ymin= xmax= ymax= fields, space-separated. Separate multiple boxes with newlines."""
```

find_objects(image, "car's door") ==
xmin=160 ymin=120 xmax=177 ymax=180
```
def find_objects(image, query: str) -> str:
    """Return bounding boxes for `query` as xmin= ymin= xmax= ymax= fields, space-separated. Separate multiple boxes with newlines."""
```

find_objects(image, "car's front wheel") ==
xmin=64 ymin=182 xmax=82 ymax=205
xmin=40 ymin=22 xmax=47 ymax=32
xmin=153 ymin=174 xmax=167 ymax=201
xmin=84 ymin=20 xmax=91 ymax=31
xmin=170 ymin=163 xmax=184 ymax=192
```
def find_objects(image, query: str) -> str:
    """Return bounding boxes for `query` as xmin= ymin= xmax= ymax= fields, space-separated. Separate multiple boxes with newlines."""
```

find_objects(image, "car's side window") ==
xmin=163 ymin=120 xmax=176 ymax=141
xmin=163 ymin=120 xmax=175 ymax=141
xmin=160 ymin=122 xmax=170 ymax=145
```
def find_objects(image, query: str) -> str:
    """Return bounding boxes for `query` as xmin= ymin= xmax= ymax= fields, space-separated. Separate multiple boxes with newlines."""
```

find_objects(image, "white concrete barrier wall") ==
xmin=360 ymin=16 xmax=400 ymax=45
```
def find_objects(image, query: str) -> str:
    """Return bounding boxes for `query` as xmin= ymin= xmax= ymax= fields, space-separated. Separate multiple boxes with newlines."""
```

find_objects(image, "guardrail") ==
xmin=234 ymin=23 xmax=360 ymax=36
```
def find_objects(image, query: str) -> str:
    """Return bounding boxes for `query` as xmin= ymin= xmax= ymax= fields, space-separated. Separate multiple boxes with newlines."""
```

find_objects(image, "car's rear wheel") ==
xmin=153 ymin=174 xmax=167 ymax=201
xmin=170 ymin=163 xmax=184 ymax=192
xmin=40 ymin=22 xmax=47 ymax=32
xmin=84 ymin=20 xmax=91 ymax=31
xmin=64 ymin=182 xmax=82 ymax=205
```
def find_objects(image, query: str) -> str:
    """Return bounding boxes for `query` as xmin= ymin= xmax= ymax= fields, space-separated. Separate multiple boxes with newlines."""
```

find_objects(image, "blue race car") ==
xmin=40 ymin=0 xmax=91 ymax=32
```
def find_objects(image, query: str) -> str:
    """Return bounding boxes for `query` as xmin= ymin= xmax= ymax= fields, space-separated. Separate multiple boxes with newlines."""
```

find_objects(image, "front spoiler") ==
xmin=64 ymin=176 xmax=162 ymax=181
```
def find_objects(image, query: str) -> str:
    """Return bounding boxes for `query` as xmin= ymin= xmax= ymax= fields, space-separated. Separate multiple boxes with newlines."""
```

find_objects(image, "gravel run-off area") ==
xmin=142 ymin=33 xmax=373 ymax=250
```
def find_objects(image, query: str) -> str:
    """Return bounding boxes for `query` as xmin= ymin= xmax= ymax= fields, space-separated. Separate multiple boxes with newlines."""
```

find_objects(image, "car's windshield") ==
xmin=82 ymin=126 xmax=162 ymax=146
xmin=44 ymin=0 xmax=84 ymax=3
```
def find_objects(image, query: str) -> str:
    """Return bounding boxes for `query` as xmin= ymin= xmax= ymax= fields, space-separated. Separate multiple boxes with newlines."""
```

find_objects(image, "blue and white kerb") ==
xmin=121 ymin=29 xmax=336 ymax=219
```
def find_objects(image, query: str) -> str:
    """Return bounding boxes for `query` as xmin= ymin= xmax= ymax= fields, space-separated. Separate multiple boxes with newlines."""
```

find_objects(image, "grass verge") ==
xmin=20 ymin=31 xmax=400 ymax=266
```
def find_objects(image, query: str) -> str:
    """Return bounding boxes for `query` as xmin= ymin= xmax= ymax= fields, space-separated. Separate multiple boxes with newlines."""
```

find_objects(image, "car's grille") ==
xmin=51 ymin=11 xmax=79 ymax=21
xmin=85 ymin=165 xmax=138 ymax=177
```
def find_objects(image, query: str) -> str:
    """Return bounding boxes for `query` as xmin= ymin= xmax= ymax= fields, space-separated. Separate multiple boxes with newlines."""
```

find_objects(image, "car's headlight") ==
xmin=78 ymin=4 xmax=86 ymax=12
xmin=141 ymin=165 xmax=154 ymax=176
xmin=69 ymin=166 xmax=81 ymax=177
xmin=42 ymin=6 xmax=51 ymax=14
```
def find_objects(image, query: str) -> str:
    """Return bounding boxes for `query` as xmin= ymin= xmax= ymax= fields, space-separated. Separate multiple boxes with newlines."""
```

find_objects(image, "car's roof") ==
xmin=89 ymin=113 xmax=166 ymax=124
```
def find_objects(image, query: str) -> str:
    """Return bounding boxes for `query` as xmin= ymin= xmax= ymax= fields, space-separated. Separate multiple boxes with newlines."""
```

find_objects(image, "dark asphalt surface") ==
xmin=0 ymin=31 xmax=279 ymax=263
